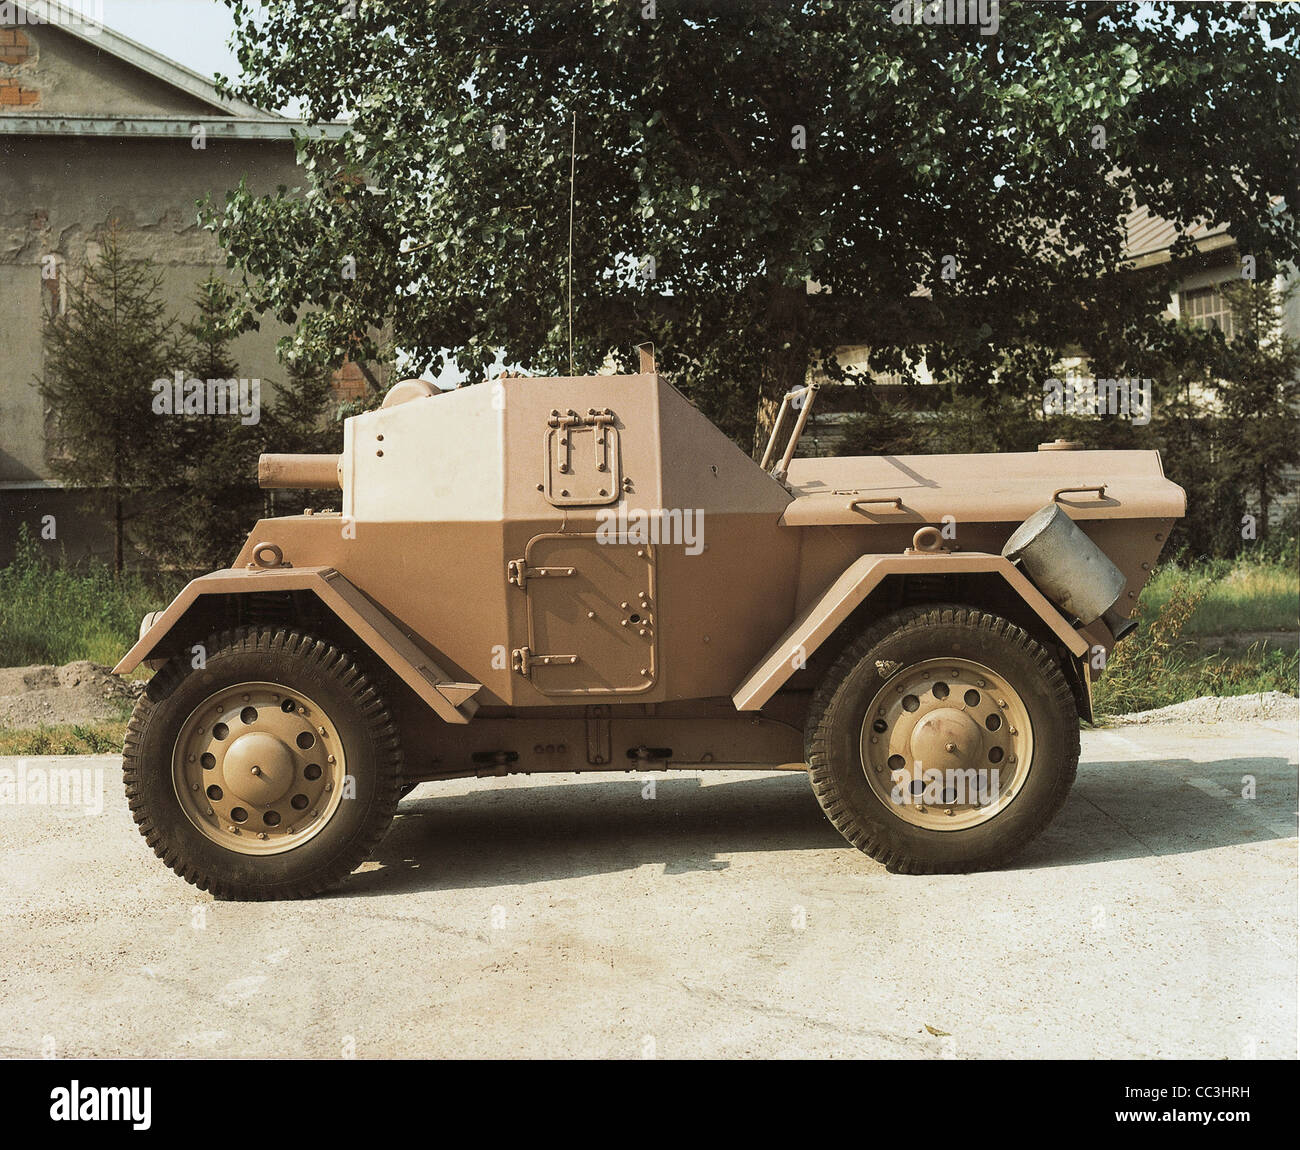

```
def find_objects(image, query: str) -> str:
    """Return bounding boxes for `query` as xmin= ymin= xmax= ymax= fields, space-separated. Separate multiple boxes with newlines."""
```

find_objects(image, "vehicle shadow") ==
xmin=1015 ymin=753 xmax=1297 ymax=870
xmin=341 ymin=773 xmax=835 ymax=895
xmin=338 ymin=754 xmax=1297 ymax=896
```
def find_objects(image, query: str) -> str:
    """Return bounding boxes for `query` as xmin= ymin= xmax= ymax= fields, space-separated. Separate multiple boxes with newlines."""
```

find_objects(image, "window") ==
xmin=1179 ymin=284 xmax=1235 ymax=339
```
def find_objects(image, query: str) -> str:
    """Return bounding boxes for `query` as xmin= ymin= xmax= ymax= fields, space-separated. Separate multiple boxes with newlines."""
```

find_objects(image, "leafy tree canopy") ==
xmin=212 ymin=0 xmax=1300 ymax=448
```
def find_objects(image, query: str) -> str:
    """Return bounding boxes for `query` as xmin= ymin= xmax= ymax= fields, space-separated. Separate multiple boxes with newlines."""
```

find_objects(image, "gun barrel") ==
xmin=258 ymin=454 xmax=342 ymax=490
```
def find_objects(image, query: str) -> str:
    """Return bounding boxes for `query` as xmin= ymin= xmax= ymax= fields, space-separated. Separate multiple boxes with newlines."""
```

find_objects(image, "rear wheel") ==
xmin=123 ymin=627 xmax=403 ymax=899
xmin=805 ymin=605 xmax=1078 ymax=873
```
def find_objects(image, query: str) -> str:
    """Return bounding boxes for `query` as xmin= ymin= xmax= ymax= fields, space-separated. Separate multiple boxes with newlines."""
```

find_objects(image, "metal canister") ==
xmin=1002 ymin=503 xmax=1129 ymax=631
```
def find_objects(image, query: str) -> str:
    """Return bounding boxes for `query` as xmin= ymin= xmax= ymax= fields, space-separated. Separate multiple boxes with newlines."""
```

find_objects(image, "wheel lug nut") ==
xmin=318 ymin=725 xmax=325 ymax=735
xmin=998 ymin=699 xmax=1007 ymax=708
xmin=327 ymin=755 xmax=336 ymax=763
xmin=945 ymin=742 xmax=957 ymax=753
xmin=191 ymin=783 xmax=199 ymax=791
xmin=258 ymin=833 xmax=268 ymax=840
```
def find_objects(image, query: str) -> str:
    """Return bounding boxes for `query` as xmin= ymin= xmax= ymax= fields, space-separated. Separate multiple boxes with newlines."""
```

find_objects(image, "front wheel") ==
xmin=805 ymin=605 xmax=1079 ymax=873
xmin=122 ymin=627 xmax=403 ymax=899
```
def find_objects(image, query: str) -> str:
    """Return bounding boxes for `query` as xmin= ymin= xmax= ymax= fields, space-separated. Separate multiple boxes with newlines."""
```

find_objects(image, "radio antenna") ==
xmin=567 ymin=110 xmax=577 ymax=376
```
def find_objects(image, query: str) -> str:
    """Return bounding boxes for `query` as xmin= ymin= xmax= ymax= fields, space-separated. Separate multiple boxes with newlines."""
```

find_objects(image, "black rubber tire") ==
xmin=122 ymin=627 xmax=403 ymax=900
xmin=805 ymin=604 xmax=1079 ymax=874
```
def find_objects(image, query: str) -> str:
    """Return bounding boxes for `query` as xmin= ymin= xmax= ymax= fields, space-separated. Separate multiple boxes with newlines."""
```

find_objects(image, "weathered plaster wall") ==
xmin=0 ymin=134 xmax=307 ymax=484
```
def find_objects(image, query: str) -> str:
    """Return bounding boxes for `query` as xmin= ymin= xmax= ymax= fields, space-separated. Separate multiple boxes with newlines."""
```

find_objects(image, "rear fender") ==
xmin=732 ymin=552 xmax=1090 ymax=713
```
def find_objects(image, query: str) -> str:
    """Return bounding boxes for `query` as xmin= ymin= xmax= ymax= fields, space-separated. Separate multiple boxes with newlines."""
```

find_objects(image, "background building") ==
xmin=0 ymin=3 xmax=351 ymax=564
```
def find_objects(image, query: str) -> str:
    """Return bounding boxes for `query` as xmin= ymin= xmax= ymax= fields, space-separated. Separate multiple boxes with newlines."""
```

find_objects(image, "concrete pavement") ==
xmin=0 ymin=716 xmax=1294 ymax=1059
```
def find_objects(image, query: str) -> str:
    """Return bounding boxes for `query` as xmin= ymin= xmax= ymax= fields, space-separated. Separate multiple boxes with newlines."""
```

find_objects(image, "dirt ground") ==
xmin=0 ymin=662 xmax=143 ymax=728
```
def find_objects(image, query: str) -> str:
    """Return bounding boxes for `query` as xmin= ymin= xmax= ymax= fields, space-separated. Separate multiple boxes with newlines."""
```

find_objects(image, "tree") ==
xmin=135 ymin=275 xmax=343 ymax=572
xmin=212 ymin=1 xmax=1300 ymax=452
xmin=38 ymin=226 xmax=184 ymax=574
xmin=1216 ymin=275 xmax=1300 ymax=538
xmin=125 ymin=273 xmax=257 ymax=571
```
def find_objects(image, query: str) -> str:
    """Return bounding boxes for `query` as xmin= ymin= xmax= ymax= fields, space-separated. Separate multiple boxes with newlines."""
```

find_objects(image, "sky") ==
xmin=93 ymin=0 xmax=244 ymax=90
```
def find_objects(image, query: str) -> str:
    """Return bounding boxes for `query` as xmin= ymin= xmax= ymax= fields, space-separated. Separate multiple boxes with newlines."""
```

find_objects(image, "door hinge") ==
xmin=511 ymin=647 xmax=580 ymax=676
xmin=507 ymin=558 xmax=577 ymax=588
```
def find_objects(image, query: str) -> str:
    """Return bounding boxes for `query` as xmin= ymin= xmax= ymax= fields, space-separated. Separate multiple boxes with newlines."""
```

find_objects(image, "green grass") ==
xmin=0 ymin=525 xmax=174 ymax=668
xmin=1093 ymin=545 xmax=1298 ymax=716
xmin=0 ymin=720 xmax=128 ymax=756
xmin=1139 ymin=555 xmax=1298 ymax=635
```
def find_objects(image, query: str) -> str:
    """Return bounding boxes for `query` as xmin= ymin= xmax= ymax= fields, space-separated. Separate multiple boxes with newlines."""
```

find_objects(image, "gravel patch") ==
xmin=1109 ymin=690 xmax=1299 ymax=726
xmin=0 ymin=662 xmax=144 ymax=728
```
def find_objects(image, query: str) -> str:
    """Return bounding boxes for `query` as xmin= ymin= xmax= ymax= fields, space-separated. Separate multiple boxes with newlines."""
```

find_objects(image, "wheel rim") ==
xmin=171 ymin=681 xmax=347 ymax=855
xmin=859 ymin=658 xmax=1034 ymax=831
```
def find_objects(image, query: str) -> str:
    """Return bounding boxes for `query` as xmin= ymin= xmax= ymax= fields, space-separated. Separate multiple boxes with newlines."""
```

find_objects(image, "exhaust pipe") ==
xmin=1002 ymin=504 xmax=1138 ymax=642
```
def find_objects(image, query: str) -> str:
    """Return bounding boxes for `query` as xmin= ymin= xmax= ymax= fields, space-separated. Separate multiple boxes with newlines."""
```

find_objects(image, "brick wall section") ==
xmin=0 ymin=27 xmax=31 ymax=65
xmin=331 ymin=361 xmax=369 ymax=401
xmin=0 ymin=77 xmax=39 ymax=105
xmin=1 ymin=28 xmax=37 ymax=104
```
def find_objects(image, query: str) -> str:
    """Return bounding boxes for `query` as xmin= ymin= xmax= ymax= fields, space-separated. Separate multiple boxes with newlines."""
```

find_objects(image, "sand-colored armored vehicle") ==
xmin=116 ymin=364 xmax=1183 ymax=899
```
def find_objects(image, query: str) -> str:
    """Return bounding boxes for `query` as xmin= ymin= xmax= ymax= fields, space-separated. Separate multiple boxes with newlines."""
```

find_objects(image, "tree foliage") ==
xmin=137 ymin=275 xmax=343 ymax=573
xmin=212 ymin=0 xmax=1299 ymax=450
xmin=38 ymin=227 xmax=185 ymax=574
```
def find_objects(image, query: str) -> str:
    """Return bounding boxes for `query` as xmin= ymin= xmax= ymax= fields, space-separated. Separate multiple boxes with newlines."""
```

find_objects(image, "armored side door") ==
xmin=510 ymin=533 xmax=657 ymax=695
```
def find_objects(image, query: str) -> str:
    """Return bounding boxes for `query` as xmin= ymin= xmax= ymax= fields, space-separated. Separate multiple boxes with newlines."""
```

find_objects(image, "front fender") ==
xmin=114 ymin=566 xmax=480 ymax=724
xmin=732 ymin=552 xmax=1090 ymax=712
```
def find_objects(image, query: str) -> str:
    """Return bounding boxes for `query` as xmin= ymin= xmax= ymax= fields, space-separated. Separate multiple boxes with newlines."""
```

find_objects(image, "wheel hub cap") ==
xmin=223 ymin=732 xmax=296 ymax=805
xmin=910 ymin=707 xmax=981 ymax=764
xmin=171 ymin=682 xmax=347 ymax=855
xmin=859 ymin=657 xmax=1034 ymax=831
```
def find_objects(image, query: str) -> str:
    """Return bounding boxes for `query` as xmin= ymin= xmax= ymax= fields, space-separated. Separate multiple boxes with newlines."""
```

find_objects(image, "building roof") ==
xmin=1 ymin=0 xmax=348 ymax=139
xmin=1122 ymin=203 xmax=1234 ymax=267
xmin=0 ymin=113 xmax=348 ymax=139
